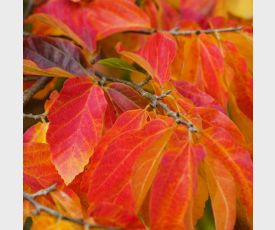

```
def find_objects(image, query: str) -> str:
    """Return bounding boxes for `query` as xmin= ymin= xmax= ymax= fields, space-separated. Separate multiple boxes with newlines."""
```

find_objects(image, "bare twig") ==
xmin=22 ymin=71 xmax=196 ymax=132
xmin=29 ymin=183 xmax=57 ymax=199
xmin=23 ymin=184 xmax=120 ymax=230
xmin=24 ymin=76 xmax=41 ymax=81
xmin=125 ymin=26 xmax=242 ymax=36
xmin=24 ymin=0 xmax=33 ymax=19
xmin=23 ymin=76 xmax=50 ymax=107
xmin=94 ymin=71 xmax=197 ymax=132
xmin=137 ymin=76 xmax=152 ymax=87
xmin=23 ymin=112 xmax=47 ymax=120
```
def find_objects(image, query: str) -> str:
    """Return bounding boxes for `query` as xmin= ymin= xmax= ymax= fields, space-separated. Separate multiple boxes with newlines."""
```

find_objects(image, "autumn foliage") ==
xmin=23 ymin=0 xmax=253 ymax=229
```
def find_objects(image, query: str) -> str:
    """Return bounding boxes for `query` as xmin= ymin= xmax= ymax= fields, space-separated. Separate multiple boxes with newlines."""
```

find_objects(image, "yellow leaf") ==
xmin=225 ymin=0 xmax=253 ymax=19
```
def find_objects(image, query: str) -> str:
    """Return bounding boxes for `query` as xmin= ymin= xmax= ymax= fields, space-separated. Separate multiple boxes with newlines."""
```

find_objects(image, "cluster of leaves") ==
xmin=23 ymin=0 xmax=253 ymax=229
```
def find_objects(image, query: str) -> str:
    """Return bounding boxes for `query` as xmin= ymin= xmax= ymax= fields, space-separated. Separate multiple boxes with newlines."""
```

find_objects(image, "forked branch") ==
xmin=94 ymin=71 xmax=197 ymax=132
xmin=23 ymin=184 xmax=119 ymax=230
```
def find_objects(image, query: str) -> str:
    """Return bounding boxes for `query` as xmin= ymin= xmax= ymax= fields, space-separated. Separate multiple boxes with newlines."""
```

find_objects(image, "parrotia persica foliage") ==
xmin=23 ymin=0 xmax=253 ymax=229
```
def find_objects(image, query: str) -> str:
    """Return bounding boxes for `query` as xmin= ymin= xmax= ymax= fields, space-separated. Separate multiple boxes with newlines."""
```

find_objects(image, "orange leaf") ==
xmin=24 ymin=59 xmax=74 ymax=78
xmin=202 ymin=127 xmax=252 ymax=215
xmin=191 ymin=172 xmax=209 ymax=225
xmin=89 ymin=0 xmax=151 ymax=40
xmin=227 ymin=97 xmax=253 ymax=145
xmin=31 ymin=213 xmax=82 ymax=230
xmin=131 ymin=125 xmax=174 ymax=212
xmin=51 ymin=188 xmax=83 ymax=219
xmin=24 ymin=122 xmax=49 ymax=143
xmin=47 ymin=78 xmax=107 ymax=185
xmin=44 ymin=90 xmax=60 ymax=113
xmin=24 ymin=142 xmax=63 ymax=191
xmin=205 ymin=156 xmax=237 ymax=230
xmin=172 ymin=34 xmax=228 ymax=108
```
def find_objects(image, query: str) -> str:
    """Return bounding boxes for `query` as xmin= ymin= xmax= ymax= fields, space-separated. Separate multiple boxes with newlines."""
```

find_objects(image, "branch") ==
xmin=23 ymin=76 xmax=39 ymax=81
xmin=23 ymin=76 xmax=50 ymax=107
xmin=24 ymin=0 xmax=33 ymax=19
xmin=23 ymin=112 xmax=47 ymax=120
xmin=23 ymin=72 xmax=196 ymax=131
xmin=125 ymin=26 xmax=243 ymax=36
xmin=94 ymin=71 xmax=197 ymax=132
xmin=23 ymin=184 xmax=120 ymax=230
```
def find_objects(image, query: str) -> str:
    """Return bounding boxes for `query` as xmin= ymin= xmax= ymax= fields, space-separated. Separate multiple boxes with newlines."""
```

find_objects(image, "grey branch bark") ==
xmin=94 ymin=71 xmax=197 ymax=132
xmin=23 ymin=112 xmax=47 ymax=120
xmin=23 ymin=76 xmax=50 ymax=107
xmin=125 ymin=26 xmax=243 ymax=36
xmin=23 ymin=184 xmax=120 ymax=230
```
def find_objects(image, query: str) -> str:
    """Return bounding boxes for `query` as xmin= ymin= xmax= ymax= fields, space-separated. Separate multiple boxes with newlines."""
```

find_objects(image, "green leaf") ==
xmin=97 ymin=58 xmax=138 ymax=72
xmin=196 ymin=199 xmax=216 ymax=230
xmin=23 ymin=217 xmax=33 ymax=230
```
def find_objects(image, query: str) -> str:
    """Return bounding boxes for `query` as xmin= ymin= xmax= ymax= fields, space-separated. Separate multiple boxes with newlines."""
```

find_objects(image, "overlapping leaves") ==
xmin=23 ymin=0 xmax=253 ymax=229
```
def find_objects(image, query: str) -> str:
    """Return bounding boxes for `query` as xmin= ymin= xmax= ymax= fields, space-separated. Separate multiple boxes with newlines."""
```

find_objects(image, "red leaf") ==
xmin=149 ymin=128 xmax=204 ymax=229
xmin=224 ymin=41 xmax=253 ymax=120
xmin=89 ymin=0 xmax=151 ymax=40
xmin=87 ymin=119 xmax=173 ymax=212
xmin=80 ymin=109 xmax=148 ymax=194
xmin=47 ymin=78 xmax=107 ymax=185
xmin=138 ymin=32 xmax=177 ymax=85
xmin=107 ymin=83 xmax=148 ymax=113
xmin=90 ymin=202 xmax=144 ymax=229
xmin=25 ymin=13 xmax=93 ymax=54
xmin=180 ymin=0 xmax=216 ymax=23
xmin=117 ymin=32 xmax=177 ymax=85
xmin=195 ymin=107 xmax=246 ymax=143
xmin=35 ymin=0 xmax=97 ymax=51
xmin=173 ymin=80 xmax=225 ymax=112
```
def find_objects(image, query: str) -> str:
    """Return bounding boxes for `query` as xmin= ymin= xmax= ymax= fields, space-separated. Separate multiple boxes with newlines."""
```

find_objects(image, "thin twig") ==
xmin=29 ymin=183 xmax=57 ymax=199
xmin=94 ymin=71 xmax=197 ymax=132
xmin=125 ymin=26 xmax=242 ymax=36
xmin=23 ymin=72 xmax=196 ymax=131
xmin=23 ymin=184 xmax=120 ymax=230
xmin=23 ymin=76 xmax=50 ymax=107
xmin=24 ymin=76 xmax=42 ymax=81
xmin=137 ymin=76 xmax=152 ymax=87
xmin=23 ymin=112 xmax=47 ymax=120
xmin=24 ymin=0 xmax=33 ymax=19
